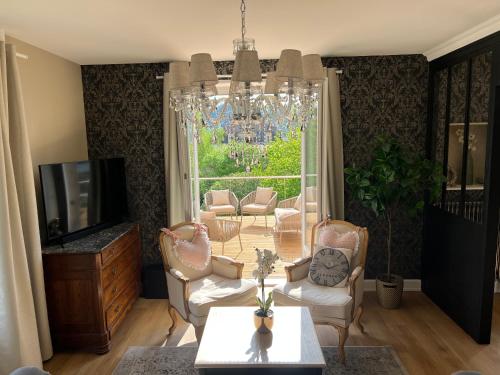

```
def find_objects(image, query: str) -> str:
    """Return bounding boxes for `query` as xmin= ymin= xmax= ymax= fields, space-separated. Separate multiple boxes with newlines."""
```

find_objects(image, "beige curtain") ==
xmin=319 ymin=68 xmax=345 ymax=219
xmin=0 ymin=33 xmax=53 ymax=373
xmin=164 ymin=72 xmax=192 ymax=226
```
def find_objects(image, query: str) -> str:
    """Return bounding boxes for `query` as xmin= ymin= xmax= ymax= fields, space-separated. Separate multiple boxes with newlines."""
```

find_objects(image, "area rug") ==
xmin=113 ymin=346 xmax=408 ymax=375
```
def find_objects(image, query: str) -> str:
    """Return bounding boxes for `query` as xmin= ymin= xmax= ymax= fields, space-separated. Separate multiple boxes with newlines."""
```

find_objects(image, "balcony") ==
xmin=196 ymin=175 xmax=318 ymax=278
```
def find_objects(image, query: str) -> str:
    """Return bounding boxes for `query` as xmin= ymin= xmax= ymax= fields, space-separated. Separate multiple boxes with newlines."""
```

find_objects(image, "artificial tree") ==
xmin=345 ymin=136 xmax=444 ymax=286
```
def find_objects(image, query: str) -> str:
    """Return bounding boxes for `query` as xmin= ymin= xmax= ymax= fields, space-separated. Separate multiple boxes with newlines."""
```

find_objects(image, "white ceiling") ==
xmin=1 ymin=0 xmax=500 ymax=65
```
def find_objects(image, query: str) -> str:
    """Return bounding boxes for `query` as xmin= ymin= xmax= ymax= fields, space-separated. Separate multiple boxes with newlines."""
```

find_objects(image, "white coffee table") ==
xmin=195 ymin=306 xmax=326 ymax=374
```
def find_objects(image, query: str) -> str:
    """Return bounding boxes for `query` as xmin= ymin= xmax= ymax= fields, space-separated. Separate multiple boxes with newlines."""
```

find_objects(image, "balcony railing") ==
xmin=195 ymin=174 xmax=318 ymax=208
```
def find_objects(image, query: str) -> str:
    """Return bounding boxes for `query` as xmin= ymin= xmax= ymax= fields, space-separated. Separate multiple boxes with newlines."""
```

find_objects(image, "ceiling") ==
xmin=2 ymin=0 xmax=500 ymax=65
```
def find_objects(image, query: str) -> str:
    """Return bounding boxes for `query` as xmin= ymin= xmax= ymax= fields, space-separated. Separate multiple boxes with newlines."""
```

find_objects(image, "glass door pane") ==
xmin=445 ymin=61 xmax=469 ymax=215
xmin=432 ymin=68 xmax=448 ymax=208
xmin=463 ymin=51 xmax=492 ymax=223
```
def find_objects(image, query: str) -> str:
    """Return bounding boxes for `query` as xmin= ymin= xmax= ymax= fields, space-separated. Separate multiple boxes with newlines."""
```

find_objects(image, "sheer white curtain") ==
xmin=0 ymin=32 xmax=52 ymax=373
xmin=318 ymin=68 xmax=345 ymax=220
xmin=163 ymin=72 xmax=192 ymax=226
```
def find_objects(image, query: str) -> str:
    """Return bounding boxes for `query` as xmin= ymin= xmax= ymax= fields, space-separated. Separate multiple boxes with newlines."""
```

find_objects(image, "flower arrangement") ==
xmin=253 ymin=248 xmax=279 ymax=317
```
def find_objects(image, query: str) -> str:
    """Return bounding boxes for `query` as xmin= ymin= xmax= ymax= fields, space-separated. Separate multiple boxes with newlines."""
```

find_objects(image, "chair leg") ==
xmin=335 ymin=325 xmax=349 ymax=364
xmin=238 ymin=234 xmax=243 ymax=253
xmin=354 ymin=304 xmax=365 ymax=334
xmin=265 ymin=215 xmax=268 ymax=228
xmin=222 ymin=241 xmax=225 ymax=255
xmin=195 ymin=325 xmax=205 ymax=343
xmin=167 ymin=304 xmax=178 ymax=338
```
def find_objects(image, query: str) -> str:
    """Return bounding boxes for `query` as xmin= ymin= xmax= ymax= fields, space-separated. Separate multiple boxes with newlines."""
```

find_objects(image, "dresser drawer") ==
xmin=105 ymin=281 xmax=137 ymax=329
xmin=102 ymin=239 xmax=139 ymax=289
xmin=101 ymin=226 xmax=139 ymax=266
xmin=103 ymin=262 xmax=139 ymax=308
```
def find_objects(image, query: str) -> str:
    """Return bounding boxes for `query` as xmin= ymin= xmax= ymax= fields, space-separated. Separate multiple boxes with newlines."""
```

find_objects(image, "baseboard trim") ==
xmin=364 ymin=279 xmax=421 ymax=292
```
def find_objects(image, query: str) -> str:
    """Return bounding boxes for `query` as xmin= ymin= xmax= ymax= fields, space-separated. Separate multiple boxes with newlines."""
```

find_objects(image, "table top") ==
xmin=42 ymin=222 xmax=136 ymax=255
xmin=194 ymin=306 xmax=326 ymax=369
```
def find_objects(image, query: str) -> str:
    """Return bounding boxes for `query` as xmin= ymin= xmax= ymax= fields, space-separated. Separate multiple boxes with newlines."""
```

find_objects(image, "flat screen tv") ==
xmin=39 ymin=158 xmax=128 ymax=244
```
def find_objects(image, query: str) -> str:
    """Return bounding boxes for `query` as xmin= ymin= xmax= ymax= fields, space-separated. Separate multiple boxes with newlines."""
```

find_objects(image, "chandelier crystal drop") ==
xmin=167 ymin=0 xmax=324 ymax=153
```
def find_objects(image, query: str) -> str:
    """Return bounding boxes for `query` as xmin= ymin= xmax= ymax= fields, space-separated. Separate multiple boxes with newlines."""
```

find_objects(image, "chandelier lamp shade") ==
xmin=167 ymin=0 xmax=324 ymax=147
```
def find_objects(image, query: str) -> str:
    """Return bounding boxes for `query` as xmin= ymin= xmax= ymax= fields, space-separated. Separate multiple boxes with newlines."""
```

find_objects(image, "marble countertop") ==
xmin=42 ymin=222 xmax=137 ymax=255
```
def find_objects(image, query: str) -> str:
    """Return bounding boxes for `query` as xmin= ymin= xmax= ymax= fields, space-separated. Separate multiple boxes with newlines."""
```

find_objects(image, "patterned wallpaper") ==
xmin=324 ymin=55 xmax=429 ymax=278
xmin=82 ymin=54 xmax=429 ymax=278
xmin=82 ymin=63 xmax=168 ymax=266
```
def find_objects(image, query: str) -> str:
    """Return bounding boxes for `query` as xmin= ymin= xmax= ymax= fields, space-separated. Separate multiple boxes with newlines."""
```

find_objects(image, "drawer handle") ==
xmin=114 ymin=304 xmax=120 ymax=313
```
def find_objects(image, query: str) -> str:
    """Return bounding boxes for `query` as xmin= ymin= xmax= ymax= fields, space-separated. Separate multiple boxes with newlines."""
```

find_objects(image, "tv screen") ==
xmin=39 ymin=158 xmax=128 ymax=243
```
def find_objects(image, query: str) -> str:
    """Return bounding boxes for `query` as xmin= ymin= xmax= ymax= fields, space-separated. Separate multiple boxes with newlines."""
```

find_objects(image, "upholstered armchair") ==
xmin=274 ymin=196 xmax=301 ymax=241
xmin=240 ymin=187 xmax=278 ymax=228
xmin=159 ymin=222 xmax=257 ymax=341
xmin=272 ymin=218 xmax=368 ymax=364
xmin=204 ymin=190 xmax=239 ymax=218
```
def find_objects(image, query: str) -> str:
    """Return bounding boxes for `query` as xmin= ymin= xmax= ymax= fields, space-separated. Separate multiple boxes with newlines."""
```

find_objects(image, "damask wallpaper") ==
xmin=324 ymin=55 xmax=429 ymax=278
xmin=82 ymin=54 xmax=428 ymax=278
xmin=82 ymin=63 xmax=168 ymax=266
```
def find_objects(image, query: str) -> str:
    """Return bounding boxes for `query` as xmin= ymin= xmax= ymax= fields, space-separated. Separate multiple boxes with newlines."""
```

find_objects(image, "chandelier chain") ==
xmin=240 ymin=0 xmax=246 ymax=43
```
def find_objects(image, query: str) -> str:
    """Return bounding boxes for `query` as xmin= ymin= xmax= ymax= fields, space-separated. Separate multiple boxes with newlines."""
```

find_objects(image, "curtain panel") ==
xmin=319 ymin=68 xmax=345 ymax=220
xmin=163 ymin=72 xmax=192 ymax=226
xmin=0 ymin=33 xmax=53 ymax=373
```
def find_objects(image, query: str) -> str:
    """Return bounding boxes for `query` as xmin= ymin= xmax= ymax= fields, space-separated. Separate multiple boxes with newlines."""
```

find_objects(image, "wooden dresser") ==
xmin=42 ymin=223 xmax=141 ymax=353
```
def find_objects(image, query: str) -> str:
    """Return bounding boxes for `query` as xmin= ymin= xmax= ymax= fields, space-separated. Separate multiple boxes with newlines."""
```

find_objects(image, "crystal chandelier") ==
xmin=167 ymin=0 xmax=324 ymax=143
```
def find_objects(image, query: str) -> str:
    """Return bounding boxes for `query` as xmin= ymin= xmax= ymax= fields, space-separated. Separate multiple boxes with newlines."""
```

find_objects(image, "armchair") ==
xmin=240 ymin=188 xmax=278 ymax=228
xmin=201 ymin=214 xmax=243 ymax=255
xmin=204 ymin=190 xmax=239 ymax=218
xmin=272 ymin=218 xmax=369 ymax=364
xmin=274 ymin=196 xmax=301 ymax=241
xmin=159 ymin=222 xmax=257 ymax=341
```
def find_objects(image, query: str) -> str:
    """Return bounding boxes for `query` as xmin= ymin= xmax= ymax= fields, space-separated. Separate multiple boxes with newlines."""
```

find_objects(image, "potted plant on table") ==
xmin=253 ymin=248 xmax=279 ymax=333
xmin=345 ymin=136 xmax=444 ymax=309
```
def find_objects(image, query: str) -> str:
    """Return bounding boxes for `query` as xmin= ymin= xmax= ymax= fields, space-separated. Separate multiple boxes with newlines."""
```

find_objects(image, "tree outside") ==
xmin=197 ymin=127 xmax=302 ymax=208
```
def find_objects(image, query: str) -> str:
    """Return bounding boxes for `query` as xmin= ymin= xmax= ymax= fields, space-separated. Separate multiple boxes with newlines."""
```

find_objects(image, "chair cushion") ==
xmin=273 ymin=279 xmax=352 ymax=321
xmin=275 ymin=208 xmax=299 ymax=223
xmin=242 ymin=203 xmax=268 ymax=214
xmin=209 ymin=204 xmax=236 ymax=214
xmin=211 ymin=189 xmax=231 ymax=205
xmin=188 ymin=274 xmax=257 ymax=317
xmin=255 ymin=187 xmax=273 ymax=205
xmin=306 ymin=202 xmax=317 ymax=212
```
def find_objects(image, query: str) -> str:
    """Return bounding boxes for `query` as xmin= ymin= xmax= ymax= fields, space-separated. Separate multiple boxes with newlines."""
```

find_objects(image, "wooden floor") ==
xmin=44 ymin=292 xmax=500 ymax=375
xmin=211 ymin=214 xmax=316 ymax=278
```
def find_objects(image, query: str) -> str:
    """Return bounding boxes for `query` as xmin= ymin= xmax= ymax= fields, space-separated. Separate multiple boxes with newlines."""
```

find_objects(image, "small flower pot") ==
xmin=376 ymin=274 xmax=403 ymax=309
xmin=254 ymin=309 xmax=274 ymax=334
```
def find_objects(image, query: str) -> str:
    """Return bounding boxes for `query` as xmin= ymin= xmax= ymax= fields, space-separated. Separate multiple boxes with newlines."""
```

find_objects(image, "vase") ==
xmin=254 ymin=309 xmax=274 ymax=334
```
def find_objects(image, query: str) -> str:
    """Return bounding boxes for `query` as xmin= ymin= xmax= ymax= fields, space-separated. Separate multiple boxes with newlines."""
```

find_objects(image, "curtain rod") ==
xmin=155 ymin=70 xmax=343 ymax=80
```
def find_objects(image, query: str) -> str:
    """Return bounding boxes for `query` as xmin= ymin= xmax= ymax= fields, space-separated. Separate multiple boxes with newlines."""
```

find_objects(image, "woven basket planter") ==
xmin=376 ymin=274 xmax=403 ymax=309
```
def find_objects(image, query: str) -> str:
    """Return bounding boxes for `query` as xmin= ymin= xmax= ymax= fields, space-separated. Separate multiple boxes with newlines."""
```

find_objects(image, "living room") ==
xmin=1 ymin=1 xmax=500 ymax=374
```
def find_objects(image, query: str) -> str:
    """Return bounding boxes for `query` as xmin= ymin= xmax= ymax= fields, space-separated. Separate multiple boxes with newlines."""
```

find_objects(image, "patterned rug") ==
xmin=113 ymin=346 xmax=408 ymax=375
